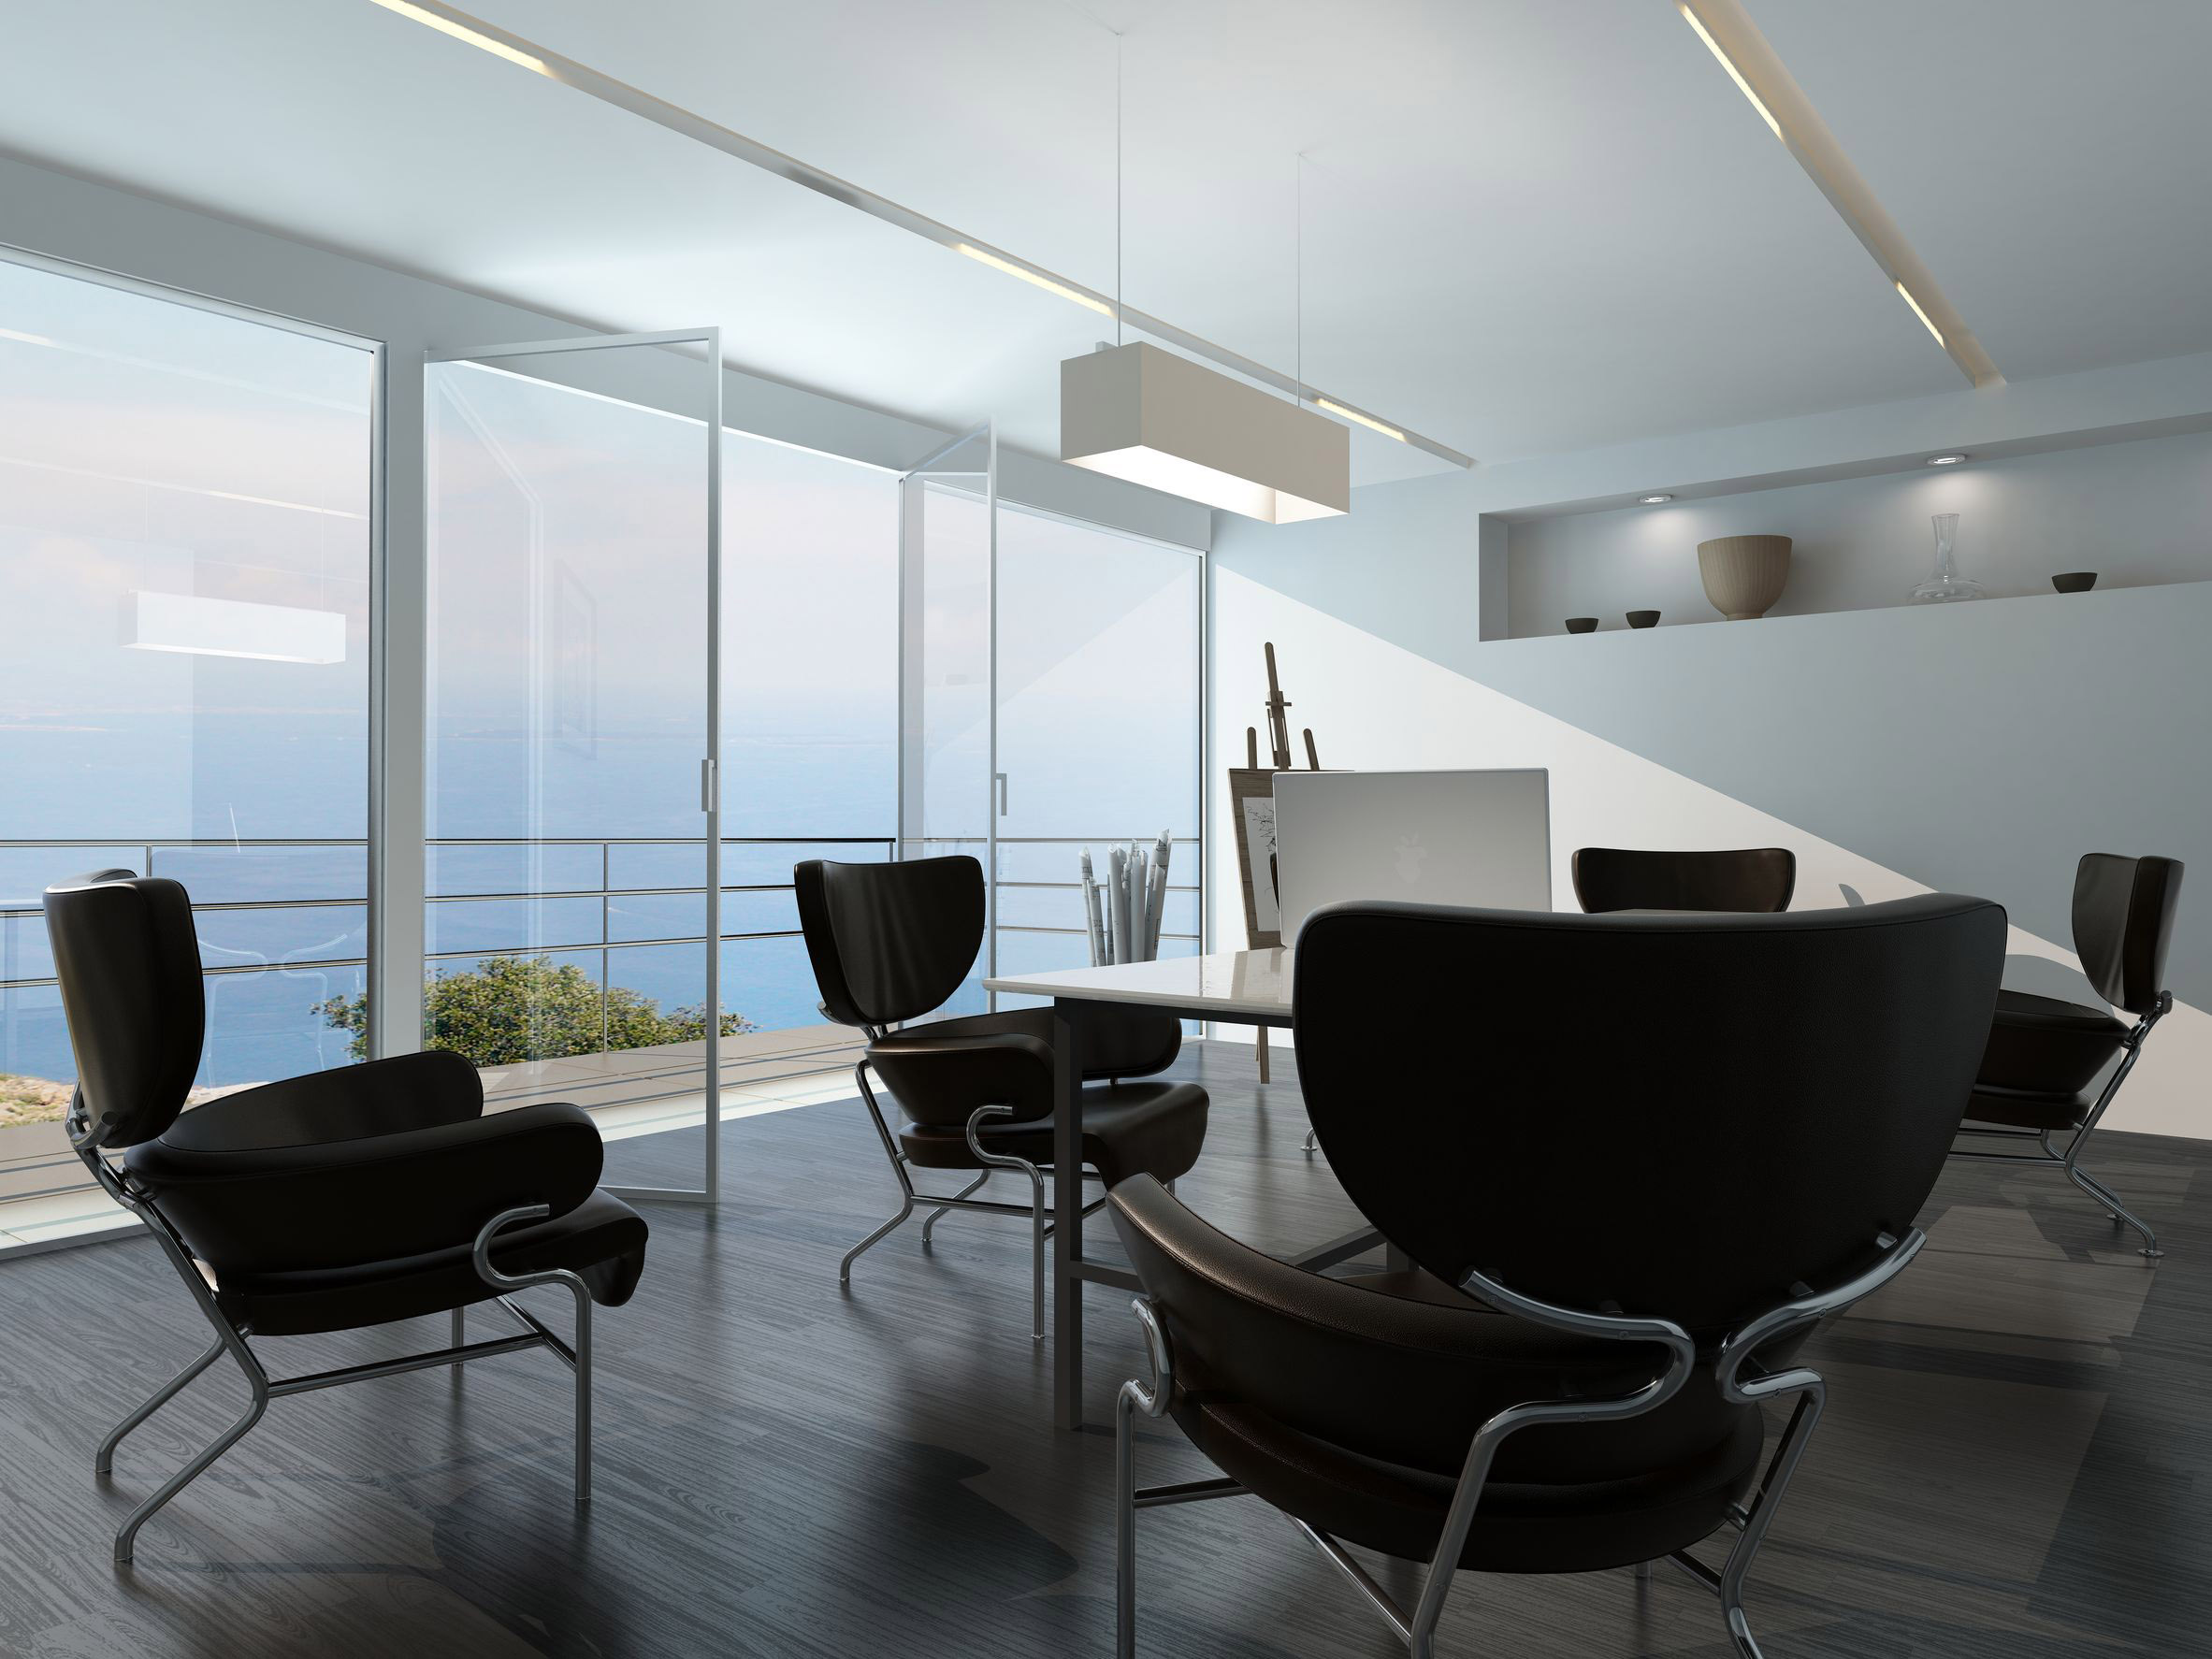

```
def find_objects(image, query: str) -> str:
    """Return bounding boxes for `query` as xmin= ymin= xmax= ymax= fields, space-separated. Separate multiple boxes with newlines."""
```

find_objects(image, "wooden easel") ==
xmin=1228 ymin=642 xmax=1323 ymax=1084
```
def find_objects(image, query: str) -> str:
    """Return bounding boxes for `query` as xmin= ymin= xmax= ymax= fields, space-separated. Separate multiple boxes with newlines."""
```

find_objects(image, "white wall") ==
xmin=1507 ymin=429 xmax=2212 ymax=637
xmin=1207 ymin=567 xmax=2210 ymax=1139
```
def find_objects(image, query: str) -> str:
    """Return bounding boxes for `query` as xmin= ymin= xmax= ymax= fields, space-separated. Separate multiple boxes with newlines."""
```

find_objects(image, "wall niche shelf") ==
xmin=1493 ymin=576 xmax=2212 ymax=650
xmin=1494 ymin=426 xmax=2212 ymax=642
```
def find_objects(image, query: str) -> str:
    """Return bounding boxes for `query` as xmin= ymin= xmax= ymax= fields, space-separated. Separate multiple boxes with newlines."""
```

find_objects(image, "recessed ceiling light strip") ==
xmin=361 ymin=0 xmax=1473 ymax=468
xmin=1675 ymin=0 xmax=2002 ymax=390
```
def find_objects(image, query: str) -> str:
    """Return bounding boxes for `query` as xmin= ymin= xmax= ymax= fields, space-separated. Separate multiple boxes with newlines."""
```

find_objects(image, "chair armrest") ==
xmin=160 ymin=1050 xmax=484 ymax=1151
xmin=126 ymin=1101 xmax=604 ymax=1276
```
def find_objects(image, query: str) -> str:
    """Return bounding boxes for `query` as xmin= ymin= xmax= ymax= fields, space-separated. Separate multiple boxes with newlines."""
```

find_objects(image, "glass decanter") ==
xmin=1910 ymin=512 xmax=1984 ymax=603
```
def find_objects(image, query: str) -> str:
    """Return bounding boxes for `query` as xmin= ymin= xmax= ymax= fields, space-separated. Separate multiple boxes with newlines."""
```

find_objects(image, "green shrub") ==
xmin=318 ymin=954 xmax=755 ymax=1067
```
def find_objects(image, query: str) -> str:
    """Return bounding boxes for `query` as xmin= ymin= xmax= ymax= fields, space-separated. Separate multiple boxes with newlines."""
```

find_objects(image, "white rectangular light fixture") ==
xmin=124 ymin=592 xmax=347 ymax=665
xmin=1062 ymin=342 xmax=1349 ymax=523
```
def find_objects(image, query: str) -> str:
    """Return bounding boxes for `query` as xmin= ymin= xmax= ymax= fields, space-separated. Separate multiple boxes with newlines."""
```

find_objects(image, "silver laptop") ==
xmin=1272 ymin=769 xmax=1551 ymax=942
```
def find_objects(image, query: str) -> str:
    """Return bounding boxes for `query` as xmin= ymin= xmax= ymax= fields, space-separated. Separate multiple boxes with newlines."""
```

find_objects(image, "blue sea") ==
xmin=2 ymin=700 xmax=1190 ymax=1089
xmin=1 ymin=706 xmax=903 ymax=1088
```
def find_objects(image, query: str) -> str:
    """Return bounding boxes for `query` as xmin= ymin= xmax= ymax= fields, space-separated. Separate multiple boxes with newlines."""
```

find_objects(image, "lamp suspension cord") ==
xmin=1294 ymin=152 xmax=1303 ymax=405
xmin=1115 ymin=29 xmax=1123 ymax=347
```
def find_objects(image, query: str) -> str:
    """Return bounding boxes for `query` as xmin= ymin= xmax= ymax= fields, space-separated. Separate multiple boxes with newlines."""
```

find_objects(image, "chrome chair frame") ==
xmin=1950 ymin=990 xmax=2170 ymax=1257
xmin=836 ymin=1043 xmax=1107 ymax=1343
xmin=1115 ymin=1230 xmax=1927 ymax=1659
xmin=72 ymin=1104 xmax=594 ymax=1565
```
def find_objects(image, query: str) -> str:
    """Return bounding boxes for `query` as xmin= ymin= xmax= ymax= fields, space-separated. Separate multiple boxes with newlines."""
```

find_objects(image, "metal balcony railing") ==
xmin=2 ymin=831 xmax=1204 ymax=1206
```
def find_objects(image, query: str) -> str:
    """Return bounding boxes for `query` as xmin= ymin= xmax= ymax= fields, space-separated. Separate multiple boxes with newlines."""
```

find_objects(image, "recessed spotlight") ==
xmin=1638 ymin=493 xmax=1674 ymax=504
xmin=1924 ymin=453 xmax=1968 ymax=467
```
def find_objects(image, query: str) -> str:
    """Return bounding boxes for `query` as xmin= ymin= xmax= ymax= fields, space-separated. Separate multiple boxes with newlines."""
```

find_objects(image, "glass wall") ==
xmin=426 ymin=355 xmax=902 ymax=1113
xmin=719 ymin=433 xmax=899 ymax=1059
xmin=0 ymin=252 xmax=376 ymax=1207
xmin=425 ymin=352 xmax=716 ymax=1118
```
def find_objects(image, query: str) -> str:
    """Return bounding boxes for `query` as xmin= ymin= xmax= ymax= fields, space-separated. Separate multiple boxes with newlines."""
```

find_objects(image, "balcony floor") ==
xmin=0 ymin=1038 xmax=2204 ymax=1656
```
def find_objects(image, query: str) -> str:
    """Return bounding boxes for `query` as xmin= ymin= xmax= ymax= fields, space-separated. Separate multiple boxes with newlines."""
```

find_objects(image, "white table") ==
xmin=984 ymin=948 xmax=1388 ymax=1431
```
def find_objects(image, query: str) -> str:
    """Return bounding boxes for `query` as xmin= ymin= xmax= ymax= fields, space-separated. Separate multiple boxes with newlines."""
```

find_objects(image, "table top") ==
xmin=984 ymin=948 xmax=1294 ymax=1022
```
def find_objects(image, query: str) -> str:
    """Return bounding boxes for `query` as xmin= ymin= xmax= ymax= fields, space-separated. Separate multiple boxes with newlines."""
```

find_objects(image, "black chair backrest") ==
xmin=2072 ymin=853 xmax=2182 ymax=1017
xmin=42 ymin=873 xmax=206 ymax=1150
xmin=1572 ymin=846 xmax=1796 ymax=914
xmin=794 ymin=856 xmax=983 ymax=1028
xmin=1294 ymin=895 xmax=2005 ymax=1336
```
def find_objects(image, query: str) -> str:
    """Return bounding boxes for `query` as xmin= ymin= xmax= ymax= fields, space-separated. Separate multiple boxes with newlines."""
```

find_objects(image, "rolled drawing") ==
xmin=1130 ymin=844 xmax=1148 ymax=960
xmin=1080 ymin=847 xmax=1106 ymax=966
xmin=1131 ymin=846 xmax=1147 ymax=961
xmin=1147 ymin=830 xmax=1172 ymax=958
xmin=1110 ymin=844 xmax=1131 ymax=964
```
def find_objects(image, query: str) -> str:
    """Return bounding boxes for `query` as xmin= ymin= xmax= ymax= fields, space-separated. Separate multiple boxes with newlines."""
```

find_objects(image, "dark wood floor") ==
xmin=2 ymin=1039 xmax=2207 ymax=1658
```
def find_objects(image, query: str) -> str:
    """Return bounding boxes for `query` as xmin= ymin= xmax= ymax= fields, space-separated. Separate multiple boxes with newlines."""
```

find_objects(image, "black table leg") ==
xmin=1050 ymin=997 xmax=1082 ymax=1431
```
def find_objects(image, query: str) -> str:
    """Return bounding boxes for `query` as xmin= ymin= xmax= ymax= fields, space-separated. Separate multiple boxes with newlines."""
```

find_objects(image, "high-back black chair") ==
xmin=796 ymin=855 xmax=1206 ymax=1340
xmin=44 ymin=873 xmax=648 ymax=1564
xmin=1573 ymin=844 xmax=1797 ymax=913
xmin=1954 ymin=852 xmax=2183 ymax=1257
xmin=1108 ymin=894 xmax=2005 ymax=1659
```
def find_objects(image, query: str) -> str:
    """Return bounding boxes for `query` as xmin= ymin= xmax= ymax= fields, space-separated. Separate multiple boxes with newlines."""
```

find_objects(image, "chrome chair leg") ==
xmin=2067 ymin=1161 xmax=2161 ymax=1257
xmin=1118 ymin=1298 xmax=1173 ymax=1659
xmin=1302 ymin=1128 xmax=1320 ymax=1157
xmin=843 ymin=1196 xmax=916 ymax=1286
xmin=114 ymin=1359 xmax=268 ymax=1565
xmin=966 ymin=1104 xmax=1047 ymax=1342
xmin=922 ymin=1172 xmax=990 ymax=1248
xmin=844 ymin=1060 xmax=921 ymax=1285
xmin=474 ymin=1206 xmax=595 ymax=1505
xmin=96 ymin=1331 xmax=224 ymax=1477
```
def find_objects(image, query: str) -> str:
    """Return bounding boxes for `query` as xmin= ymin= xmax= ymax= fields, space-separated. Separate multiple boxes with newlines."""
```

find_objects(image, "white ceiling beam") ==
xmin=1678 ymin=0 xmax=2002 ymax=390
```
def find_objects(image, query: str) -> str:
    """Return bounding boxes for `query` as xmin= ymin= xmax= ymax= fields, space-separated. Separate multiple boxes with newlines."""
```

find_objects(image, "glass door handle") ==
xmin=995 ymin=772 xmax=1008 ymax=815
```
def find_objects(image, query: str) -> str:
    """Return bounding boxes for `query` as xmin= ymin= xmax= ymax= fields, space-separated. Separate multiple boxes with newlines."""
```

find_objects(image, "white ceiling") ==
xmin=0 ymin=0 xmax=2205 ymax=482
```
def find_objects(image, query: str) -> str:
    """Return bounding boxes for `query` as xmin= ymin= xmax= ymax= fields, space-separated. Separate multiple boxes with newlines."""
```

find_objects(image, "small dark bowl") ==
xmin=1626 ymin=610 xmax=1661 ymax=629
xmin=1564 ymin=616 xmax=1598 ymax=634
xmin=2052 ymin=571 xmax=2097 ymax=594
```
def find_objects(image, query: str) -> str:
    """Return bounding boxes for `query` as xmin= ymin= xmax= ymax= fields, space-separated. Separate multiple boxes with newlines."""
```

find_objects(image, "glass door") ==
xmin=898 ymin=426 xmax=996 ymax=1016
xmin=425 ymin=330 xmax=723 ymax=1204
xmin=991 ymin=508 xmax=1204 ymax=997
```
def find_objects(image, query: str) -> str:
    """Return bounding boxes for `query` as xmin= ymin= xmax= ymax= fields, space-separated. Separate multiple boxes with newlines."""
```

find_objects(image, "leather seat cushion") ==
xmin=1976 ymin=988 xmax=2124 ymax=1097
xmin=1172 ymin=1381 xmax=1764 ymax=1575
xmin=900 ymin=1080 xmax=1207 ymax=1185
xmin=1963 ymin=1083 xmax=2095 ymax=1133
xmin=218 ymin=1189 xmax=648 ymax=1337
xmin=868 ymin=1006 xmax=1184 ymax=1130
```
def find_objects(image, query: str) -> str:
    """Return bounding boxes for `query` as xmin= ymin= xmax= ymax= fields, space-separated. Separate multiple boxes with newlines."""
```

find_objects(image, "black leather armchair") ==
xmin=44 ymin=873 xmax=647 ymax=1564
xmin=1953 ymin=852 xmax=2184 ymax=1257
xmin=795 ymin=855 xmax=1207 ymax=1339
xmin=1110 ymin=894 xmax=2006 ymax=1659
xmin=1572 ymin=844 xmax=1797 ymax=913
